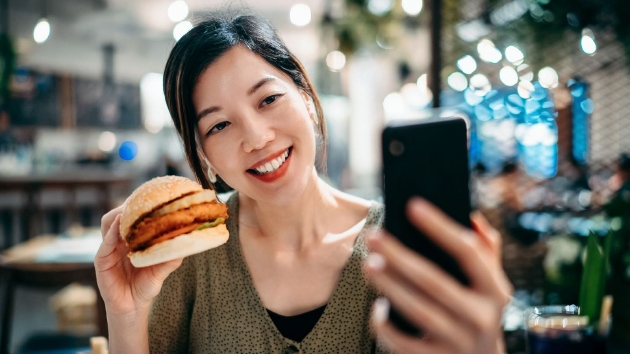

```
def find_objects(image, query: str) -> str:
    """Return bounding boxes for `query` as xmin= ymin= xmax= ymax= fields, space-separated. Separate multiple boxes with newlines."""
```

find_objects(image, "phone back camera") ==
xmin=389 ymin=140 xmax=405 ymax=156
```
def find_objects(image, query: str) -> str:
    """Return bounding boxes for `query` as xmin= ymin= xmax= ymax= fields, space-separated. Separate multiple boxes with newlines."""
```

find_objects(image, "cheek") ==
xmin=200 ymin=137 xmax=237 ymax=175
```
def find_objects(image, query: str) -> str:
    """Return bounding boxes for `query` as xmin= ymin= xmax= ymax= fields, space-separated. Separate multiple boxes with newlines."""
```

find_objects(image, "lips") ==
xmin=246 ymin=147 xmax=293 ymax=183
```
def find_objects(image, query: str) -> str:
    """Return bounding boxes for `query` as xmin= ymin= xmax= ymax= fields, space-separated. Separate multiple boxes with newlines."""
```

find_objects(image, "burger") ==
xmin=119 ymin=175 xmax=229 ymax=268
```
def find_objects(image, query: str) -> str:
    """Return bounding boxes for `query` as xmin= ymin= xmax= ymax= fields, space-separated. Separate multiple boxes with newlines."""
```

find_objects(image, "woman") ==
xmin=96 ymin=10 xmax=512 ymax=354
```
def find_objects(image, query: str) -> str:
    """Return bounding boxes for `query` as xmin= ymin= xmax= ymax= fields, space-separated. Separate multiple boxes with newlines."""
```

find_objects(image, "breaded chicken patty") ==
xmin=128 ymin=201 xmax=228 ymax=251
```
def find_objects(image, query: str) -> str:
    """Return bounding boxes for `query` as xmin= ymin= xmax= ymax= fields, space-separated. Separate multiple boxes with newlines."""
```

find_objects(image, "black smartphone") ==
xmin=381 ymin=115 xmax=473 ymax=335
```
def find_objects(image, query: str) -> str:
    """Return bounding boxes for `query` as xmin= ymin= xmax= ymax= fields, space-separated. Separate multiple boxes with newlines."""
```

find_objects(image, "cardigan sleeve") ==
xmin=148 ymin=256 xmax=196 ymax=354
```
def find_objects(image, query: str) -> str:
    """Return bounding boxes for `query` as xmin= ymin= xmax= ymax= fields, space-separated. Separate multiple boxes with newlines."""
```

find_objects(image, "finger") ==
xmin=471 ymin=211 xmax=501 ymax=263
xmin=95 ymin=215 xmax=126 ymax=271
xmin=366 ymin=233 xmax=485 ymax=325
xmin=366 ymin=261 xmax=473 ymax=347
xmin=149 ymin=258 xmax=184 ymax=284
xmin=406 ymin=198 xmax=502 ymax=297
xmin=371 ymin=300 xmax=440 ymax=354
xmin=470 ymin=213 xmax=514 ymax=304
xmin=101 ymin=205 xmax=125 ymax=239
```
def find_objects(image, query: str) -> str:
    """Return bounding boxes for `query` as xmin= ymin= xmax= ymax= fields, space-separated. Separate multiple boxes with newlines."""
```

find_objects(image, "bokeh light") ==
xmin=500 ymin=66 xmax=518 ymax=86
xmin=580 ymin=31 xmax=597 ymax=55
xmin=470 ymin=74 xmax=491 ymax=96
xmin=447 ymin=72 xmax=468 ymax=92
xmin=457 ymin=55 xmax=477 ymax=75
xmin=290 ymin=4 xmax=312 ymax=26
xmin=167 ymin=1 xmax=189 ymax=22
xmin=477 ymin=39 xmax=502 ymax=63
xmin=367 ymin=0 xmax=394 ymax=16
xmin=505 ymin=46 xmax=524 ymax=64
xmin=119 ymin=141 xmax=138 ymax=161
xmin=33 ymin=19 xmax=50 ymax=44
xmin=538 ymin=67 xmax=559 ymax=89
xmin=98 ymin=131 xmax=116 ymax=152
xmin=326 ymin=51 xmax=346 ymax=71
xmin=173 ymin=21 xmax=193 ymax=41
xmin=383 ymin=92 xmax=405 ymax=116
xmin=402 ymin=0 xmax=423 ymax=16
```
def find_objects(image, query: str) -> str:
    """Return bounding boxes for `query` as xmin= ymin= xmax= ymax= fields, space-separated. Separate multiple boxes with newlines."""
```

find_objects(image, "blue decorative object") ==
xmin=118 ymin=141 xmax=138 ymax=161
xmin=568 ymin=79 xmax=590 ymax=165
xmin=453 ymin=82 xmax=559 ymax=178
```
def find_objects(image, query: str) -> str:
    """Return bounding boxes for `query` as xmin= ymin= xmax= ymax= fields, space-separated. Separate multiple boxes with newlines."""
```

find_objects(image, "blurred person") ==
xmin=96 ymin=9 xmax=512 ymax=354
xmin=0 ymin=105 xmax=15 ymax=150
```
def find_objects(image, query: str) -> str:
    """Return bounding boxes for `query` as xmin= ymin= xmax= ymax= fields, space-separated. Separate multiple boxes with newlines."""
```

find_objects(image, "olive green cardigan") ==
xmin=148 ymin=192 xmax=387 ymax=353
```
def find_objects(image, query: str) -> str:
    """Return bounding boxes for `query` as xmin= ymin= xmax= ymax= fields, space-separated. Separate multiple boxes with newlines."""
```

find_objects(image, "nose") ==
xmin=242 ymin=115 xmax=275 ymax=153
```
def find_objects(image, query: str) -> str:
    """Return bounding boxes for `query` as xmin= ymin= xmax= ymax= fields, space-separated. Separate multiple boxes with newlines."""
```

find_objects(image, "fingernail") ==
xmin=366 ymin=253 xmax=385 ymax=271
xmin=372 ymin=297 xmax=390 ymax=325
xmin=409 ymin=197 xmax=427 ymax=212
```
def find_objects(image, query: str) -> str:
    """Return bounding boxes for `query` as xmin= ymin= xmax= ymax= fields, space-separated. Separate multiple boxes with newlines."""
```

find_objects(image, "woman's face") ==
xmin=193 ymin=45 xmax=318 ymax=205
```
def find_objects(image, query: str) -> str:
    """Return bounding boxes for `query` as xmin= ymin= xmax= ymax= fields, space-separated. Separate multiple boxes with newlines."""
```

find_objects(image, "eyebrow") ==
xmin=196 ymin=76 xmax=278 ymax=122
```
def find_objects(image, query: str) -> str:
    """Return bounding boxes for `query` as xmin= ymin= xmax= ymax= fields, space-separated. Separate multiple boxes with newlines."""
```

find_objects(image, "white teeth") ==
xmin=253 ymin=149 xmax=290 ymax=175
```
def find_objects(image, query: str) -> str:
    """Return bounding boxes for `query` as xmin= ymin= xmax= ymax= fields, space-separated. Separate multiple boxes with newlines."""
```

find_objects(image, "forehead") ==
xmin=193 ymin=45 xmax=293 ymax=100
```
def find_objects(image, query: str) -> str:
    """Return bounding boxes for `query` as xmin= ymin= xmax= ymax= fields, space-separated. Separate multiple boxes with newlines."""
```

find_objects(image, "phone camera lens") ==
xmin=389 ymin=140 xmax=404 ymax=156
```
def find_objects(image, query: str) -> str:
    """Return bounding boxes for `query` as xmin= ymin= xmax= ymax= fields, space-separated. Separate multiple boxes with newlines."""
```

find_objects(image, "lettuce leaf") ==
xmin=195 ymin=218 xmax=225 ymax=231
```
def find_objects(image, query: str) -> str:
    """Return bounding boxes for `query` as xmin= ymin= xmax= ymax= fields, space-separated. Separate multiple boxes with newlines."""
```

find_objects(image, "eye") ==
xmin=206 ymin=121 xmax=230 ymax=136
xmin=261 ymin=94 xmax=283 ymax=107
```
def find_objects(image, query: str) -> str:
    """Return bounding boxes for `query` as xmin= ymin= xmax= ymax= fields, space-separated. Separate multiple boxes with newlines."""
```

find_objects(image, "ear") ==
xmin=299 ymin=89 xmax=317 ymax=124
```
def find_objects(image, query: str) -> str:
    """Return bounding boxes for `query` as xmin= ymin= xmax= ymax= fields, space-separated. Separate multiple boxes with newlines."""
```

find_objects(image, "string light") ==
xmin=402 ymin=0 xmax=423 ymax=16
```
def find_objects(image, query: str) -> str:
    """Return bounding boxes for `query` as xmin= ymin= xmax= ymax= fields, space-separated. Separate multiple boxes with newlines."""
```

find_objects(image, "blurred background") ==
xmin=0 ymin=0 xmax=630 ymax=353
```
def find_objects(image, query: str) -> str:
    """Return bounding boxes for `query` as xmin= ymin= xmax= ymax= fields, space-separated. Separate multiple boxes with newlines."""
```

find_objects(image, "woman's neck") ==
xmin=238 ymin=169 xmax=342 ymax=251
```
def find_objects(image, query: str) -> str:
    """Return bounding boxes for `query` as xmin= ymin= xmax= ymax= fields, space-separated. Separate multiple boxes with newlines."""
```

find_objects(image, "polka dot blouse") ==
xmin=148 ymin=192 xmax=390 ymax=353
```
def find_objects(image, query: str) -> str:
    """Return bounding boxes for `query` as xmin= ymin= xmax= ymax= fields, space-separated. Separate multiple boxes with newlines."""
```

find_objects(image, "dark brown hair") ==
xmin=163 ymin=9 xmax=327 ymax=190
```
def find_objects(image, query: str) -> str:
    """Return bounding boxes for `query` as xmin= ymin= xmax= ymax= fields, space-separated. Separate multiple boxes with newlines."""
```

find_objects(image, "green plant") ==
xmin=579 ymin=230 xmax=613 ymax=322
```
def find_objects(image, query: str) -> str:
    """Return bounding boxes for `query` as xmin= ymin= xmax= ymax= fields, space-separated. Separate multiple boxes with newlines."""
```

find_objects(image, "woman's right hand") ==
xmin=95 ymin=205 xmax=184 ymax=317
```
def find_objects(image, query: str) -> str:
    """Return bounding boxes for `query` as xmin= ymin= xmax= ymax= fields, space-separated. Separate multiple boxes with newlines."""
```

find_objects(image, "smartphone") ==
xmin=381 ymin=115 xmax=473 ymax=335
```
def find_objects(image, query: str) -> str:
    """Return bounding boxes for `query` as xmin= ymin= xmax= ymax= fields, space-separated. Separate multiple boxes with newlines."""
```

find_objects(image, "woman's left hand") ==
xmin=364 ymin=198 xmax=513 ymax=354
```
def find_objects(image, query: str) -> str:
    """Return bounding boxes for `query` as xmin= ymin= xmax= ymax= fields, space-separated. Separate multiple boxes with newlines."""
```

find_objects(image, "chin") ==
xmin=246 ymin=163 xmax=317 ymax=206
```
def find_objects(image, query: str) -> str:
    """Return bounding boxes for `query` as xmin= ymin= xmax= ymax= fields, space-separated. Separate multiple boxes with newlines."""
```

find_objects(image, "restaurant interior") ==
xmin=0 ymin=0 xmax=630 ymax=353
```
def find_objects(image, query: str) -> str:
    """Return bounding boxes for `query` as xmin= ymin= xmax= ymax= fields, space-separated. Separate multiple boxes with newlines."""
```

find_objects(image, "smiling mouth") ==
xmin=247 ymin=147 xmax=292 ymax=175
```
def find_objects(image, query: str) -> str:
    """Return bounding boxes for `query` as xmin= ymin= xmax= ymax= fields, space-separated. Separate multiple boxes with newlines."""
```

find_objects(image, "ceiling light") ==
xmin=33 ymin=18 xmax=50 ymax=44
